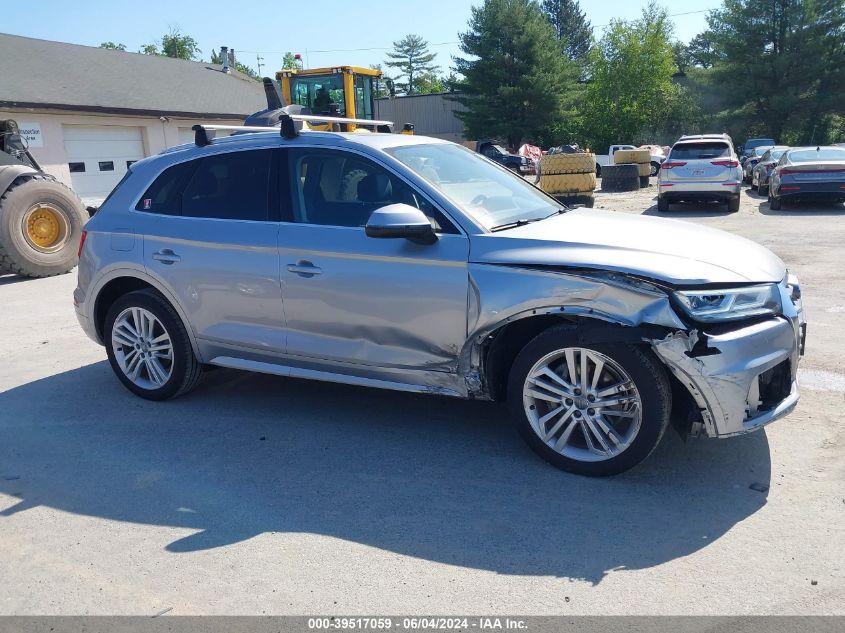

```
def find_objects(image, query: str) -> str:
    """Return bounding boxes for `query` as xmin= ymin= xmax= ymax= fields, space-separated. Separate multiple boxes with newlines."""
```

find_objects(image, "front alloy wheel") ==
xmin=508 ymin=327 xmax=671 ymax=476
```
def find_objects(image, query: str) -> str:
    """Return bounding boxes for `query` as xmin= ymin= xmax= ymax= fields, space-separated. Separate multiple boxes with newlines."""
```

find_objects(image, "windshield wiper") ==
xmin=490 ymin=218 xmax=540 ymax=232
xmin=490 ymin=207 xmax=569 ymax=232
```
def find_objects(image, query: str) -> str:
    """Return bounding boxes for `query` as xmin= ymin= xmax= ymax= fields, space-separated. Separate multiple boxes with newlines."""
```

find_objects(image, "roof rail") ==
xmin=192 ymin=113 xmax=395 ymax=146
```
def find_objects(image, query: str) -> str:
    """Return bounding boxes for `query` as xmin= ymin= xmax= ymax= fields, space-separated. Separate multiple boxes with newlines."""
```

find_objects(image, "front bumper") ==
xmin=652 ymin=283 xmax=805 ymax=438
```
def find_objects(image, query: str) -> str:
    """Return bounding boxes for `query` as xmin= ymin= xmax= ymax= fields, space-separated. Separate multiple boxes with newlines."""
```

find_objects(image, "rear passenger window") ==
xmin=182 ymin=150 xmax=272 ymax=221
xmin=135 ymin=160 xmax=195 ymax=215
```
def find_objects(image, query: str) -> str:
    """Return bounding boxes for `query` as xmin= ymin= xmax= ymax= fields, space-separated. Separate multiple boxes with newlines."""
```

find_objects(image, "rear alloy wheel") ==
xmin=508 ymin=327 xmax=671 ymax=476
xmin=769 ymin=191 xmax=782 ymax=210
xmin=758 ymin=181 xmax=768 ymax=196
xmin=105 ymin=290 xmax=202 ymax=400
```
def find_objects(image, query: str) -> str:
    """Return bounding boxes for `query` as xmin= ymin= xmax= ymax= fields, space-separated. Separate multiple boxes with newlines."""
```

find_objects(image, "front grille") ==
xmin=758 ymin=360 xmax=792 ymax=411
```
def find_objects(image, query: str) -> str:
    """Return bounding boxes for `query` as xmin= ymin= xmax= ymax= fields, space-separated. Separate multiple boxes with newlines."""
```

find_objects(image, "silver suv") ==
xmin=74 ymin=123 xmax=805 ymax=476
xmin=657 ymin=134 xmax=743 ymax=212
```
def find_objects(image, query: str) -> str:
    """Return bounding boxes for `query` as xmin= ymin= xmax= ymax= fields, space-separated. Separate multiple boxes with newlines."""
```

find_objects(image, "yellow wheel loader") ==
xmin=243 ymin=66 xmax=414 ymax=134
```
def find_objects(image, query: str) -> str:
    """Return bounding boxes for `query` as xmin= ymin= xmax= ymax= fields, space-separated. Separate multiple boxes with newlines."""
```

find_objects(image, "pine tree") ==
xmin=540 ymin=0 xmax=593 ymax=61
xmin=452 ymin=0 xmax=581 ymax=150
xmin=705 ymin=0 xmax=845 ymax=142
xmin=384 ymin=34 xmax=439 ymax=95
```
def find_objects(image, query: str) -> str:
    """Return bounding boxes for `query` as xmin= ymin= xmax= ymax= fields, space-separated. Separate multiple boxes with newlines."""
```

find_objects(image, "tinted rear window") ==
xmin=789 ymin=148 xmax=845 ymax=162
xmin=669 ymin=143 xmax=730 ymax=160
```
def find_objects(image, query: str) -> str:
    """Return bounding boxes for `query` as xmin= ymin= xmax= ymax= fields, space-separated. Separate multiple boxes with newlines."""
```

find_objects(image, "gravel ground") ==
xmin=0 ymin=181 xmax=843 ymax=615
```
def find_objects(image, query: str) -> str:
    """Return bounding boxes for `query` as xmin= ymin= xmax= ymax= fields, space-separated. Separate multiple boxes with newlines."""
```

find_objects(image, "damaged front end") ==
xmin=463 ymin=264 xmax=805 ymax=440
xmin=652 ymin=286 xmax=804 ymax=438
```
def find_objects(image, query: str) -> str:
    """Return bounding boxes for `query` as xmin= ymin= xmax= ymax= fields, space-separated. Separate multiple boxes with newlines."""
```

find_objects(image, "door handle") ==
xmin=152 ymin=249 xmax=181 ymax=264
xmin=286 ymin=260 xmax=322 ymax=277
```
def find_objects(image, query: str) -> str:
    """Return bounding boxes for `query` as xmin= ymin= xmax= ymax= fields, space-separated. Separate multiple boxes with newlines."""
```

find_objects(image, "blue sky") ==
xmin=5 ymin=0 xmax=721 ymax=73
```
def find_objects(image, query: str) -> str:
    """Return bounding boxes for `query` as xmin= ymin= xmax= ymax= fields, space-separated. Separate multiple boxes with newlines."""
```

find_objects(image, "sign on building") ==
xmin=18 ymin=122 xmax=43 ymax=148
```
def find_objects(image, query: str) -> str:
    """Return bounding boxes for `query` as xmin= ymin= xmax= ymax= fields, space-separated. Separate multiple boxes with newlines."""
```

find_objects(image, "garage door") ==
xmin=63 ymin=125 xmax=145 ymax=206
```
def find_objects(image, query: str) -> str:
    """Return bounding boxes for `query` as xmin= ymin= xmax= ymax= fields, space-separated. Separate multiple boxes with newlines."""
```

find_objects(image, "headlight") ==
xmin=673 ymin=284 xmax=782 ymax=322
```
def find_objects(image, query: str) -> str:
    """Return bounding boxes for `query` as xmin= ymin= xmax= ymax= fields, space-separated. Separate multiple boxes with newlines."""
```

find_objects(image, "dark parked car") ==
xmin=768 ymin=146 xmax=845 ymax=209
xmin=740 ymin=138 xmax=777 ymax=160
xmin=476 ymin=140 xmax=535 ymax=175
xmin=742 ymin=145 xmax=775 ymax=182
xmin=751 ymin=147 xmax=789 ymax=195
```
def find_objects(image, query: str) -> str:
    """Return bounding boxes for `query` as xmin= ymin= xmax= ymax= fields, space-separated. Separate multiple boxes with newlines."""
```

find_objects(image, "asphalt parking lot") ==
xmin=1 ymin=182 xmax=843 ymax=615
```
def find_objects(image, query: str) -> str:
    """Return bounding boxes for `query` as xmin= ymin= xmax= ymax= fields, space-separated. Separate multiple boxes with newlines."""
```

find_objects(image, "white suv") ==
xmin=657 ymin=134 xmax=742 ymax=212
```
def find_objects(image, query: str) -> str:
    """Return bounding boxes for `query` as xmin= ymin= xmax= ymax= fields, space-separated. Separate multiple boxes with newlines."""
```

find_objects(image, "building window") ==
xmin=69 ymin=162 xmax=86 ymax=173
xmin=126 ymin=160 xmax=136 ymax=169
xmin=98 ymin=161 xmax=115 ymax=171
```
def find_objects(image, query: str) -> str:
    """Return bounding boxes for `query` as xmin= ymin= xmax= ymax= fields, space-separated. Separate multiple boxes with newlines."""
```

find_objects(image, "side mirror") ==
xmin=365 ymin=203 xmax=437 ymax=245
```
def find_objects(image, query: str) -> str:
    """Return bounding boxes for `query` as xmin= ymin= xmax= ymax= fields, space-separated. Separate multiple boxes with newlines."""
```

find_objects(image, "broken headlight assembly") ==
xmin=673 ymin=284 xmax=782 ymax=323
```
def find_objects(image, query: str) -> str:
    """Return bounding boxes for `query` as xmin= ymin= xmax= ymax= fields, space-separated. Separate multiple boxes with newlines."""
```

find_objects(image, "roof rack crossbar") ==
xmin=192 ymin=113 xmax=397 ymax=146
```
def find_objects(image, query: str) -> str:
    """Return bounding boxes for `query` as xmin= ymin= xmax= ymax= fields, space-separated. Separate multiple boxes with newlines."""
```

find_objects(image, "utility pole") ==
xmin=256 ymin=54 xmax=265 ymax=77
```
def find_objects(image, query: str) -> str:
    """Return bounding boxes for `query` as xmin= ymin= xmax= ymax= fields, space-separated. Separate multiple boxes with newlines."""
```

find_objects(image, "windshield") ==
xmin=789 ymin=148 xmax=845 ymax=162
xmin=768 ymin=149 xmax=787 ymax=161
xmin=290 ymin=74 xmax=346 ymax=116
xmin=386 ymin=143 xmax=559 ymax=231
xmin=753 ymin=146 xmax=773 ymax=157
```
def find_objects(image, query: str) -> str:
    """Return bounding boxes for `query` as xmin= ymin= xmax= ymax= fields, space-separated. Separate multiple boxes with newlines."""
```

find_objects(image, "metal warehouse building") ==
xmin=0 ymin=33 xmax=265 ymax=206
xmin=375 ymin=92 xmax=466 ymax=143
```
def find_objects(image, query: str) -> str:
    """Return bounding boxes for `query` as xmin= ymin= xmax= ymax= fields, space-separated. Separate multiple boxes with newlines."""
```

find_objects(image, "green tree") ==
xmin=210 ymin=48 xmax=259 ymax=79
xmin=540 ymin=0 xmax=592 ymax=61
xmin=686 ymin=32 xmax=719 ymax=69
xmin=704 ymin=0 xmax=845 ymax=142
xmin=415 ymin=72 xmax=446 ymax=94
xmin=581 ymin=2 xmax=683 ymax=151
xmin=452 ymin=0 xmax=581 ymax=149
xmin=384 ymin=34 xmax=439 ymax=95
xmin=282 ymin=52 xmax=303 ymax=70
xmin=141 ymin=27 xmax=200 ymax=60
xmin=99 ymin=42 xmax=126 ymax=51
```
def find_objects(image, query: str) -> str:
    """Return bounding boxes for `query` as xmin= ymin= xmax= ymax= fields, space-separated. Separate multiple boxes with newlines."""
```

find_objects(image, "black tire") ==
xmin=649 ymin=162 xmax=660 ymax=177
xmin=507 ymin=326 xmax=671 ymax=477
xmin=639 ymin=175 xmax=649 ymax=188
xmin=769 ymin=191 xmax=782 ymax=210
xmin=0 ymin=175 xmax=88 ymax=278
xmin=600 ymin=164 xmax=639 ymax=192
xmin=758 ymin=181 xmax=768 ymax=196
xmin=657 ymin=195 xmax=669 ymax=212
xmin=728 ymin=195 xmax=740 ymax=212
xmin=595 ymin=164 xmax=602 ymax=177
xmin=750 ymin=179 xmax=758 ymax=192
xmin=104 ymin=289 xmax=203 ymax=401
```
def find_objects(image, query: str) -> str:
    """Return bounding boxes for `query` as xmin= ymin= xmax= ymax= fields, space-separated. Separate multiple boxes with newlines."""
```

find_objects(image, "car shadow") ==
xmin=642 ymin=199 xmax=735 ymax=217
xmin=0 ymin=361 xmax=772 ymax=584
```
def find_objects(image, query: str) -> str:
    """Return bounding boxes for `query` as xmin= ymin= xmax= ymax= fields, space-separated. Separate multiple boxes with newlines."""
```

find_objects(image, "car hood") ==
xmin=469 ymin=208 xmax=786 ymax=286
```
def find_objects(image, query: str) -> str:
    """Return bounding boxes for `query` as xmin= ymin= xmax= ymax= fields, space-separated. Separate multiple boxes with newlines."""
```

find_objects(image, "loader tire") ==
xmin=0 ymin=175 xmax=87 ymax=278
xmin=539 ymin=172 xmax=597 ymax=194
xmin=614 ymin=149 xmax=650 ymax=165
xmin=600 ymin=164 xmax=640 ymax=192
xmin=639 ymin=175 xmax=650 ymax=188
xmin=539 ymin=153 xmax=596 ymax=175
xmin=553 ymin=191 xmax=594 ymax=208
xmin=637 ymin=162 xmax=651 ymax=177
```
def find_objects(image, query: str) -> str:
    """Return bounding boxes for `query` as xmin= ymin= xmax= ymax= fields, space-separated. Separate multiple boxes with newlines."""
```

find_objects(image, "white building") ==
xmin=0 ymin=34 xmax=266 ymax=206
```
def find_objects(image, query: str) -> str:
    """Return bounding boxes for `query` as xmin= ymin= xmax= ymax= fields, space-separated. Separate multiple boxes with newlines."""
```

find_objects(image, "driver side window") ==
xmin=286 ymin=149 xmax=457 ymax=233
